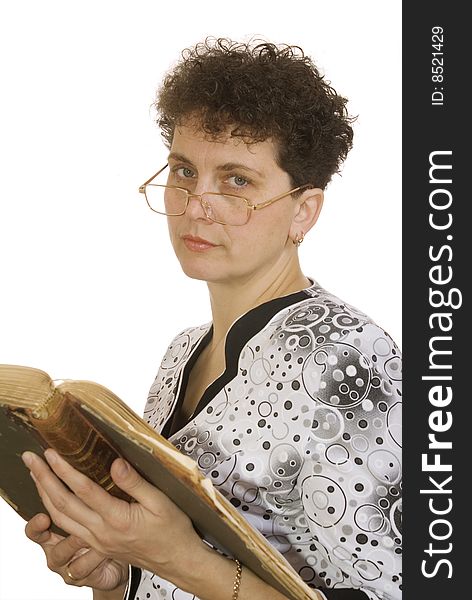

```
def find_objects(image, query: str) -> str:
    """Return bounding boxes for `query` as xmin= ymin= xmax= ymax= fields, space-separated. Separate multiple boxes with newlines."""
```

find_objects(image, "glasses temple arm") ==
xmin=252 ymin=184 xmax=311 ymax=210
xmin=138 ymin=164 xmax=169 ymax=192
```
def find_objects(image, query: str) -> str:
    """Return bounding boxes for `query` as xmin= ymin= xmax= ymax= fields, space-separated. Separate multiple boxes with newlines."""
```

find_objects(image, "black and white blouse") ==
xmin=125 ymin=279 xmax=402 ymax=600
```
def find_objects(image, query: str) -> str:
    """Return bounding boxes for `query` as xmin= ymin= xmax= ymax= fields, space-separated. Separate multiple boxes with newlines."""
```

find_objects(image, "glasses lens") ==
xmin=202 ymin=193 xmax=249 ymax=225
xmin=144 ymin=186 xmax=250 ymax=225
xmin=145 ymin=185 xmax=187 ymax=216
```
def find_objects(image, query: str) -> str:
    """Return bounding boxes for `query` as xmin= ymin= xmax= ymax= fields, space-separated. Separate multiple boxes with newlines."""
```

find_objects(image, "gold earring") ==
xmin=293 ymin=232 xmax=305 ymax=246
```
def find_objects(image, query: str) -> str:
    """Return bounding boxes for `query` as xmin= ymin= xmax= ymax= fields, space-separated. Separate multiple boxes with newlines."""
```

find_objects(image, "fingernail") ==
xmin=22 ymin=452 xmax=33 ymax=467
xmin=44 ymin=449 xmax=58 ymax=465
xmin=116 ymin=459 xmax=129 ymax=477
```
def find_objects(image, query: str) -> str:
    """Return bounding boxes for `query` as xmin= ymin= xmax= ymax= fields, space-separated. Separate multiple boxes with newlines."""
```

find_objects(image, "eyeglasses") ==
xmin=138 ymin=164 xmax=310 ymax=226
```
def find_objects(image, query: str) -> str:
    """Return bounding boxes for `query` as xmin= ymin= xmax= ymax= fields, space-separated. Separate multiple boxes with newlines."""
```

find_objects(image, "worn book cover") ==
xmin=0 ymin=364 xmax=317 ymax=600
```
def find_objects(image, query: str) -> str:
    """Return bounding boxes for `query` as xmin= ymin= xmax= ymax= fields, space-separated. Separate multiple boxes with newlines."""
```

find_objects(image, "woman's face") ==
xmin=164 ymin=122 xmax=304 ymax=287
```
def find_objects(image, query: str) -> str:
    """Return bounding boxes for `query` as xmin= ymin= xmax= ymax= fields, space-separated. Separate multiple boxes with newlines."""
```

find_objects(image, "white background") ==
xmin=0 ymin=1 xmax=401 ymax=598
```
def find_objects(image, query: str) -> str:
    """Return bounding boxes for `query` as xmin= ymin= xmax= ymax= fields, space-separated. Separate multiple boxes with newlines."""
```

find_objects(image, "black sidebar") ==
xmin=403 ymin=3 xmax=467 ymax=599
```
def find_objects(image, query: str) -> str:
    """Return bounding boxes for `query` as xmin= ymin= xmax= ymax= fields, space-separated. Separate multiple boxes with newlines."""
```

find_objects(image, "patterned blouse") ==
xmin=125 ymin=279 xmax=402 ymax=600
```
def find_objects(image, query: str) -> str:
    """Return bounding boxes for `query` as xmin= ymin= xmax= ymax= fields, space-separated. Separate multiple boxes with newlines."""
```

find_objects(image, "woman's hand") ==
xmin=23 ymin=451 xmax=306 ymax=600
xmin=25 ymin=511 xmax=128 ymax=590
xmin=22 ymin=449 xmax=207 ymax=589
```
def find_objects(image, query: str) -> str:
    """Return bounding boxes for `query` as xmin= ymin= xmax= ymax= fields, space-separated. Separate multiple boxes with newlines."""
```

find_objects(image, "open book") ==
xmin=0 ymin=364 xmax=318 ymax=600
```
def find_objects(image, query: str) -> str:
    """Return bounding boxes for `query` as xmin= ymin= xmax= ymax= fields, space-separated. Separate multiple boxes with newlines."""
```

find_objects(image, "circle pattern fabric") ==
xmin=139 ymin=280 xmax=402 ymax=600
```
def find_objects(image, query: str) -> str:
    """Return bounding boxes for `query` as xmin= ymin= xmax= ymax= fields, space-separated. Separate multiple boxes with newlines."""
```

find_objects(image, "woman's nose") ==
xmin=186 ymin=193 xmax=213 ymax=222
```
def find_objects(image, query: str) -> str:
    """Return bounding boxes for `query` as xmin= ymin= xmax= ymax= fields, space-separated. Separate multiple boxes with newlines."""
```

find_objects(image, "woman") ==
xmin=22 ymin=39 xmax=402 ymax=600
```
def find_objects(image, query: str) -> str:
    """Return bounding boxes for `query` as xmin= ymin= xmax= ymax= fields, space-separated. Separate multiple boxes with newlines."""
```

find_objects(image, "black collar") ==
xmin=163 ymin=283 xmax=313 ymax=439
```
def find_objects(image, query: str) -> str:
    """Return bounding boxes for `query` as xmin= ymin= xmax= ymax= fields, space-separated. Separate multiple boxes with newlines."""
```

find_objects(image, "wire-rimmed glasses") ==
xmin=138 ymin=164 xmax=310 ymax=226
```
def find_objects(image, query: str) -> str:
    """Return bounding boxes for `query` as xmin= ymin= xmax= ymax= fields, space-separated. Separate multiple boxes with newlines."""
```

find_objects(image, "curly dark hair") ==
xmin=154 ymin=38 xmax=355 ymax=190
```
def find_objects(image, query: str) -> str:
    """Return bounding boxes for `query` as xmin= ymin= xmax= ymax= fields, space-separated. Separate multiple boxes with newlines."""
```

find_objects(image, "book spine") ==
xmin=28 ymin=391 xmax=131 ymax=501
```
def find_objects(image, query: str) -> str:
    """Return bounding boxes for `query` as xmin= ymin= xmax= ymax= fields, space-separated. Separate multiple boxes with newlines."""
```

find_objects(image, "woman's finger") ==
xmin=49 ymin=535 xmax=92 ymax=569
xmin=32 ymin=472 xmax=91 ymax=541
xmin=24 ymin=511 xmax=128 ymax=590
xmin=61 ymin=548 xmax=109 ymax=581
xmin=110 ymin=457 xmax=166 ymax=510
xmin=24 ymin=514 xmax=101 ymax=581
xmin=25 ymin=512 xmax=55 ymax=544
xmin=25 ymin=450 xmax=130 ymax=526
xmin=23 ymin=451 xmax=103 ymax=534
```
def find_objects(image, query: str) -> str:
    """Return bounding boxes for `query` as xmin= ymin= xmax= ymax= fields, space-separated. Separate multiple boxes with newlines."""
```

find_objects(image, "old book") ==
xmin=0 ymin=364 xmax=317 ymax=600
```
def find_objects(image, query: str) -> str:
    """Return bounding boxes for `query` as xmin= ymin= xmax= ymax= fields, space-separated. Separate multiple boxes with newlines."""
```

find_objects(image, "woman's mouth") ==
xmin=182 ymin=235 xmax=218 ymax=252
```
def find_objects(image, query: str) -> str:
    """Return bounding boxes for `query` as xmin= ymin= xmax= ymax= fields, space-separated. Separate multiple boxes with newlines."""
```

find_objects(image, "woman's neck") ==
xmin=206 ymin=260 xmax=311 ymax=350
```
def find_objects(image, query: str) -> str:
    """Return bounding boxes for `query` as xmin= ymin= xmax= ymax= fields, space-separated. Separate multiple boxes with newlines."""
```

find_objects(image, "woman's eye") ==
xmin=176 ymin=167 xmax=195 ymax=179
xmin=227 ymin=174 xmax=249 ymax=187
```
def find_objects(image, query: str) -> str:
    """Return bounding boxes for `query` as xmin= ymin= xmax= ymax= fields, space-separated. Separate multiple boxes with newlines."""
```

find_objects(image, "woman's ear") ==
xmin=289 ymin=188 xmax=324 ymax=241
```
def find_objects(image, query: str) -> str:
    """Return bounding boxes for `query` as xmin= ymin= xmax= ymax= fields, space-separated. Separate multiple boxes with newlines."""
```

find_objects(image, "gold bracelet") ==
xmin=232 ymin=559 xmax=242 ymax=600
